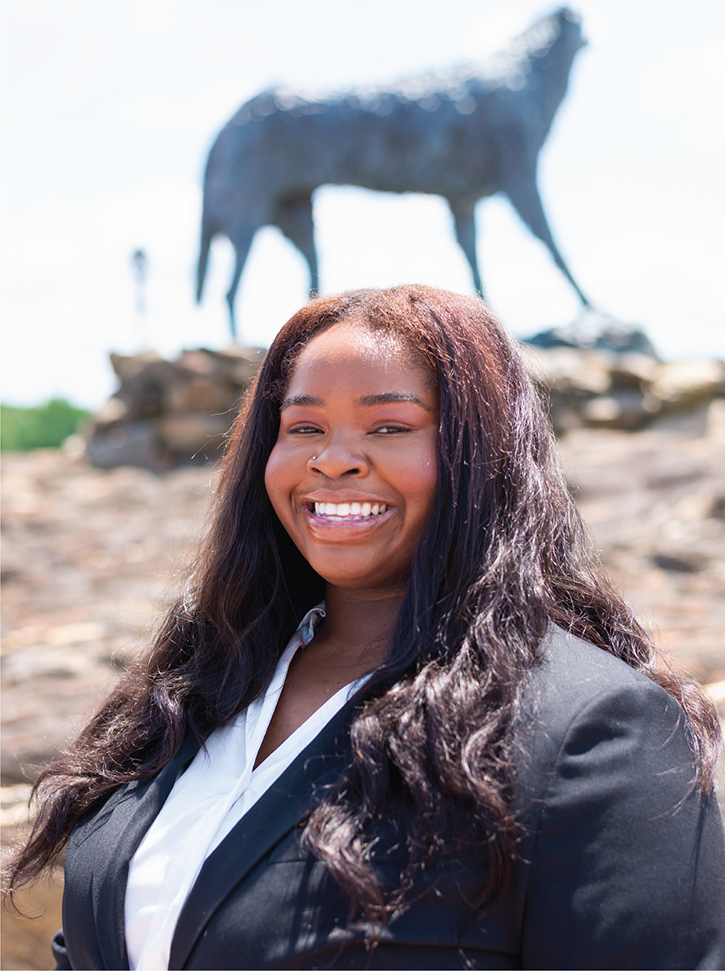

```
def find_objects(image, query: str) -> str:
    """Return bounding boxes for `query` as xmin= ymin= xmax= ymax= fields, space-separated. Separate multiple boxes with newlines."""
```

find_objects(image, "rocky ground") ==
xmin=2 ymin=402 xmax=724 ymax=969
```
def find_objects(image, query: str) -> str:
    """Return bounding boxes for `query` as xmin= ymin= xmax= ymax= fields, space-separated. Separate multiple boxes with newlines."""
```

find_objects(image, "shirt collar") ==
xmin=295 ymin=601 xmax=326 ymax=648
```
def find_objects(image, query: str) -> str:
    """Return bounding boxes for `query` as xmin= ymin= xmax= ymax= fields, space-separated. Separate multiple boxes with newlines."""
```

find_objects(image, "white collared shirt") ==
xmin=125 ymin=603 xmax=368 ymax=971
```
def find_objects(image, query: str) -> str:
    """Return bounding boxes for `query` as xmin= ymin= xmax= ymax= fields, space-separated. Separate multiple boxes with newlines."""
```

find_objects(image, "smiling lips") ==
xmin=310 ymin=501 xmax=390 ymax=521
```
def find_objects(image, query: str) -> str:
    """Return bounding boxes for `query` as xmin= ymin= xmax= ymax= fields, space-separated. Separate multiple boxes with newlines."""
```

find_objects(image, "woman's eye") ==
xmin=287 ymin=424 xmax=322 ymax=435
xmin=373 ymin=424 xmax=410 ymax=435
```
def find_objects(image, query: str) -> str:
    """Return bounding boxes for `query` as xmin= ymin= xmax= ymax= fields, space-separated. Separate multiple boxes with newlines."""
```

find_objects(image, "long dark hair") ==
xmin=6 ymin=286 xmax=721 ymax=921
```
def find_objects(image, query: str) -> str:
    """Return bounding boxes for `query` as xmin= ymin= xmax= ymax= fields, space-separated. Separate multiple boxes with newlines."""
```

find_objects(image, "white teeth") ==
xmin=312 ymin=501 xmax=389 ymax=518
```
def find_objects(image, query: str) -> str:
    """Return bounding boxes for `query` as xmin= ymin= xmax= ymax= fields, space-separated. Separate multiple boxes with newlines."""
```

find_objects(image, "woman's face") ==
xmin=265 ymin=320 xmax=438 ymax=594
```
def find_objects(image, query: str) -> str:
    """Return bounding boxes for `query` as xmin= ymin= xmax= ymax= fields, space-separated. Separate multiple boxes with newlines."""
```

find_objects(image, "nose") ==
xmin=307 ymin=439 xmax=370 ymax=479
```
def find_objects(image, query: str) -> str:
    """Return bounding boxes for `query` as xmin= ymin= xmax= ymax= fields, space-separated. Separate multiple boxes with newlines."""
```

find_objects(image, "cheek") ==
xmin=396 ymin=444 xmax=438 ymax=515
xmin=264 ymin=444 xmax=293 ymax=519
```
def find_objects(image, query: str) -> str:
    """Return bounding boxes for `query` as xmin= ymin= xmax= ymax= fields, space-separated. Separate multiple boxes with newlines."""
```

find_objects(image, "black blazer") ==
xmin=54 ymin=628 xmax=725 ymax=970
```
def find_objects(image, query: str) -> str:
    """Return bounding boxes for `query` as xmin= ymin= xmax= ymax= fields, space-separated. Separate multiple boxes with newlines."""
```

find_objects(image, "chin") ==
xmin=316 ymin=567 xmax=409 ymax=594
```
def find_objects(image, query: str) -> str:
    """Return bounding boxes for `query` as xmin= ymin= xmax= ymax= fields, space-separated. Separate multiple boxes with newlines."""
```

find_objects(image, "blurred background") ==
xmin=2 ymin=2 xmax=724 ymax=967
xmin=2 ymin=0 xmax=724 ymax=410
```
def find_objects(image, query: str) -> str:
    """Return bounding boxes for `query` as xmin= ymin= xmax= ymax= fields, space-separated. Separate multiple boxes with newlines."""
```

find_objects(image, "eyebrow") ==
xmin=357 ymin=392 xmax=432 ymax=410
xmin=280 ymin=391 xmax=433 ymax=411
xmin=280 ymin=394 xmax=323 ymax=411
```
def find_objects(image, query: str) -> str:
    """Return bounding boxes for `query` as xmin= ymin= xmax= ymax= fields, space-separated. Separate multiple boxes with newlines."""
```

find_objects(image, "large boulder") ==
xmin=650 ymin=360 xmax=725 ymax=412
xmin=520 ymin=345 xmax=724 ymax=435
xmin=84 ymin=342 xmax=724 ymax=468
xmin=87 ymin=346 xmax=265 ymax=470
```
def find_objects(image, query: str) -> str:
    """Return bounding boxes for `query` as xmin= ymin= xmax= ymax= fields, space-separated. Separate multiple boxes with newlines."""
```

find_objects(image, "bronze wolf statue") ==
xmin=198 ymin=7 xmax=590 ymax=337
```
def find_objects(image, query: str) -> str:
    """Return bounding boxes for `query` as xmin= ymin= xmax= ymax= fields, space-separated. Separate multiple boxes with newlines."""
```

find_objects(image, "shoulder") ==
xmin=510 ymin=626 xmax=725 ymax=968
xmin=528 ymin=622 xmax=670 ymax=708
xmin=516 ymin=624 xmax=688 ymax=764
xmin=512 ymin=624 xmax=698 ymax=811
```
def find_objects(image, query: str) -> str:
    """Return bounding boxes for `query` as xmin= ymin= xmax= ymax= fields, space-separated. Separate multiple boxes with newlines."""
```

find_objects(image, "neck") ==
xmin=306 ymin=583 xmax=405 ymax=672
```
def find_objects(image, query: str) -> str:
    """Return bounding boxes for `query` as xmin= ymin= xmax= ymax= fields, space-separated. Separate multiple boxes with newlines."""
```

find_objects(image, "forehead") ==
xmin=287 ymin=320 xmax=431 ymax=391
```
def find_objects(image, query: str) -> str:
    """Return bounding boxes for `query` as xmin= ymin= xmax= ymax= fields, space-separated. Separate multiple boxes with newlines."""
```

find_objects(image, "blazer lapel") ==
xmin=93 ymin=734 xmax=201 ymax=970
xmin=168 ymin=700 xmax=356 ymax=970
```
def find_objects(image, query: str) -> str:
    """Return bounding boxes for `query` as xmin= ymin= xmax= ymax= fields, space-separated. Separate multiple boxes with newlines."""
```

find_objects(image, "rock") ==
xmin=523 ymin=346 xmax=612 ymax=395
xmin=520 ymin=343 xmax=724 ymax=436
xmin=93 ymin=395 xmax=130 ymax=425
xmin=87 ymin=420 xmax=161 ymax=470
xmin=217 ymin=345 xmax=266 ymax=385
xmin=107 ymin=353 xmax=179 ymax=421
xmin=156 ymin=413 xmax=230 ymax=456
xmin=87 ymin=346 xmax=265 ymax=469
xmin=2 ymin=644 xmax=100 ymax=685
xmin=0 ymin=868 xmax=64 ymax=971
xmin=1 ymin=784 xmax=33 ymax=829
xmin=581 ymin=390 xmax=653 ymax=429
xmin=708 ymin=399 xmax=725 ymax=440
xmin=166 ymin=376 xmax=239 ymax=414
xmin=109 ymin=349 xmax=165 ymax=382
xmin=649 ymin=401 xmax=713 ymax=437
xmin=177 ymin=348 xmax=225 ymax=377
xmin=650 ymin=360 xmax=725 ymax=411
xmin=708 ymin=494 xmax=725 ymax=520
xmin=608 ymin=353 xmax=659 ymax=391
xmin=651 ymin=551 xmax=707 ymax=573
xmin=526 ymin=314 xmax=656 ymax=356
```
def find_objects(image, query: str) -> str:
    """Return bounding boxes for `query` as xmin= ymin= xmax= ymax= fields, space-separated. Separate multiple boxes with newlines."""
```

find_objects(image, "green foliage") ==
xmin=0 ymin=398 xmax=92 ymax=452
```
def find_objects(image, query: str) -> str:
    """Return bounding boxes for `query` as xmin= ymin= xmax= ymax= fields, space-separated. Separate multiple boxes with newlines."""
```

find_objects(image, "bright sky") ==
xmin=1 ymin=0 xmax=724 ymax=408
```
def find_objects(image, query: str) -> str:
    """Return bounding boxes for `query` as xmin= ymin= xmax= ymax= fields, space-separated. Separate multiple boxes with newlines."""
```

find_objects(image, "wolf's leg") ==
xmin=505 ymin=177 xmax=590 ymax=307
xmin=450 ymin=202 xmax=483 ymax=296
xmin=275 ymin=195 xmax=319 ymax=294
xmin=225 ymin=226 xmax=256 ymax=341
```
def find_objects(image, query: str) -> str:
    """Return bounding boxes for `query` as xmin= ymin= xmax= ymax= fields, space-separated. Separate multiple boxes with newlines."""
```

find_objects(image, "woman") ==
xmin=6 ymin=286 xmax=725 ymax=969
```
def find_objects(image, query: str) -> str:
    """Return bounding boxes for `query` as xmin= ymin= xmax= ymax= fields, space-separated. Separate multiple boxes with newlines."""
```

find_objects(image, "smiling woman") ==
xmin=265 ymin=321 xmax=438 ymax=594
xmin=4 ymin=286 xmax=725 ymax=970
